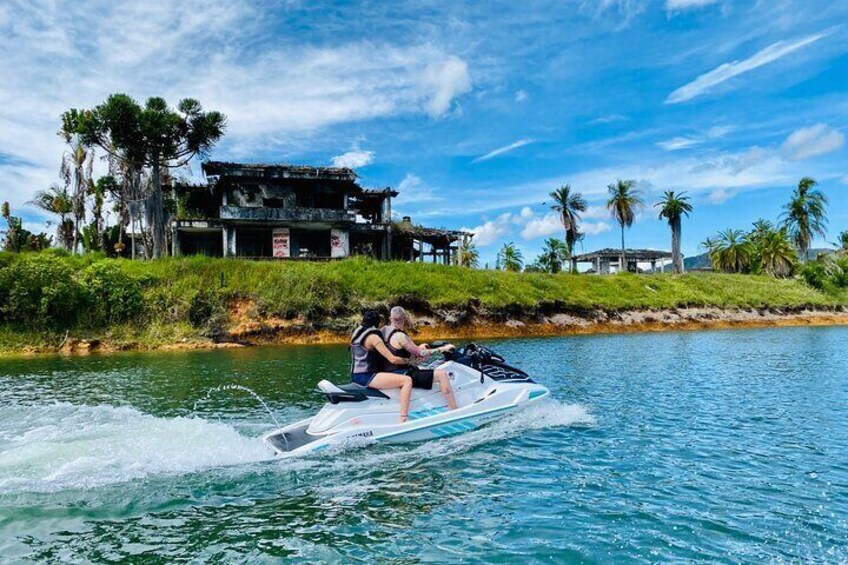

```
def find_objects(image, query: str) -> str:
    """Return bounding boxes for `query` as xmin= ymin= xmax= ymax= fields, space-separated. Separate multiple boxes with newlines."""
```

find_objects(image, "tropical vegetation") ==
xmin=781 ymin=177 xmax=827 ymax=261
xmin=496 ymin=242 xmax=524 ymax=272
xmin=549 ymin=185 xmax=586 ymax=272
xmin=655 ymin=191 xmax=692 ymax=274
xmin=607 ymin=179 xmax=643 ymax=272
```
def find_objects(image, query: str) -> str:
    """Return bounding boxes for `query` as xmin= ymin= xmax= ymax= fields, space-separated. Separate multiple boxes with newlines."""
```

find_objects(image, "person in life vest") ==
xmin=350 ymin=310 xmax=415 ymax=422
xmin=381 ymin=306 xmax=458 ymax=411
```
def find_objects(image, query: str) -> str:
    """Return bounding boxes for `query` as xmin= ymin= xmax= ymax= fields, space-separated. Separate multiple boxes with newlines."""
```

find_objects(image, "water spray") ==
xmin=194 ymin=384 xmax=281 ymax=427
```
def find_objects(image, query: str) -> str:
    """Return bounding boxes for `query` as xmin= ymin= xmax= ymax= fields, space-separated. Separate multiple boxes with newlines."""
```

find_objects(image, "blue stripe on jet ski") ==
xmin=529 ymin=390 xmax=547 ymax=400
xmin=379 ymin=404 xmax=515 ymax=441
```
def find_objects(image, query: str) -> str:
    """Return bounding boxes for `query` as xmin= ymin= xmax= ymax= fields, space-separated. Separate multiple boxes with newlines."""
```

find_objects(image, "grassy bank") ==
xmin=0 ymin=251 xmax=846 ymax=355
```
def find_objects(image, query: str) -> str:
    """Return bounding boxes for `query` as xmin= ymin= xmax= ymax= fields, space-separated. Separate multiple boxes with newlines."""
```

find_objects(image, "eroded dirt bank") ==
xmin=31 ymin=304 xmax=848 ymax=356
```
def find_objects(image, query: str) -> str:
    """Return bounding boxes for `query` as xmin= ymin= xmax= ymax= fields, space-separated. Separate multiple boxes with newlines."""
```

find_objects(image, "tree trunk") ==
xmin=671 ymin=217 xmax=682 ymax=274
xmin=620 ymin=224 xmax=626 ymax=273
xmin=151 ymin=158 xmax=165 ymax=259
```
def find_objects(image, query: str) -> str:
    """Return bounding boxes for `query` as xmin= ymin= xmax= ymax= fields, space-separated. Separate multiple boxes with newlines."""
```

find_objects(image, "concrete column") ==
xmin=417 ymin=239 xmax=424 ymax=262
xmin=223 ymin=225 xmax=237 ymax=257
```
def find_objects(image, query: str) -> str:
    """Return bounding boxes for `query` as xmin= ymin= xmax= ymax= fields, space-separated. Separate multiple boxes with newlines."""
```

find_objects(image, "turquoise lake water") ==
xmin=1 ymin=326 xmax=846 ymax=563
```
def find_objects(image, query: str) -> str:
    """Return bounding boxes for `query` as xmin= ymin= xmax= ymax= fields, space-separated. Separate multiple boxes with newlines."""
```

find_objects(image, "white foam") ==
xmin=0 ymin=403 xmax=273 ymax=494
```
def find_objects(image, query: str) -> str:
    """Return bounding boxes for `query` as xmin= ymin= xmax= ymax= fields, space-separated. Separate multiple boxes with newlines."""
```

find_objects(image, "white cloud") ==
xmin=582 ymin=221 xmax=612 ymax=235
xmin=515 ymin=90 xmax=529 ymax=102
xmin=521 ymin=212 xmax=562 ymax=239
xmin=422 ymin=56 xmax=472 ymax=117
xmin=473 ymin=138 xmax=534 ymax=163
xmin=842 ymin=175 xmax=848 ymax=185
xmin=657 ymin=137 xmax=700 ymax=151
xmin=666 ymin=0 xmax=720 ymax=12
xmin=780 ymin=123 xmax=845 ymax=161
xmin=395 ymin=173 xmax=440 ymax=204
xmin=590 ymin=114 xmax=628 ymax=125
xmin=330 ymin=149 xmax=374 ymax=168
xmin=462 ymin=213 xmax=514 ymax=247
xmin=666 ymin=31 xmax=830 ymax=104
xmin=657 ymin=124 xmax=733 ymax=151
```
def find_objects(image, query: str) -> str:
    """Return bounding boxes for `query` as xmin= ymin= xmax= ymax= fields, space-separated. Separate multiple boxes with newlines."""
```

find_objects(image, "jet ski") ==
xmin=262 ymin=343 xmax=550 ymax=456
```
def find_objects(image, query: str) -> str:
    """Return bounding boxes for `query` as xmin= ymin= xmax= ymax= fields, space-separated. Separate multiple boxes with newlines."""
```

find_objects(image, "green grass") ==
xmin=0 ymin=252 xmax=843 ymax=354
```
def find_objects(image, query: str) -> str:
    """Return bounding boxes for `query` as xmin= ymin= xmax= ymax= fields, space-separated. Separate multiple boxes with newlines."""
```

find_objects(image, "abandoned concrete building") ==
xmin=172 ymin=161 xmax=471 ymax=262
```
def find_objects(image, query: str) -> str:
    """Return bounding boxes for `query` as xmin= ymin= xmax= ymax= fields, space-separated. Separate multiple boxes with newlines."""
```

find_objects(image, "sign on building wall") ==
xmin=273 ymin=228 xmax=290 ymax=258
xmin=330 ymin=229 xmax=349 ymax=258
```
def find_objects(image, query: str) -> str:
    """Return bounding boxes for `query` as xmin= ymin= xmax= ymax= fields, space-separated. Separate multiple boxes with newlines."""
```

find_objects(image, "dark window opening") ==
xmin=236 ymin=227 xmax=272 ymax=257
xmin=263 ymin=197 xmax=284 ymax=208
xmin=179 ymin=231 xmax=223 ymax=257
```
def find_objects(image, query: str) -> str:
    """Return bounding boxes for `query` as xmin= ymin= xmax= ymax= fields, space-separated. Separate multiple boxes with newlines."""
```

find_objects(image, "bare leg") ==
xmin=434 ymin=369 xmax=458 ymax=410
xmin=368 ymin=372 xmax=414 ymax=423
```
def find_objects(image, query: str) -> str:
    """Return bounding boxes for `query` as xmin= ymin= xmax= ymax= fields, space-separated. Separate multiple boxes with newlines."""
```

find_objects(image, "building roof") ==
xmin=573 ymin=248 xmax=673 ymax=261
xmin=393 ymin=219 xmax=473 ymax=244
xmin=203 ymin=161 xmax=357 ymax=182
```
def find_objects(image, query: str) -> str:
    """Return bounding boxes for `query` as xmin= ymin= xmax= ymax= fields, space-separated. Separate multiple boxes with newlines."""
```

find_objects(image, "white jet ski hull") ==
xmin=263 ymin=345 xmax=550 ymax=456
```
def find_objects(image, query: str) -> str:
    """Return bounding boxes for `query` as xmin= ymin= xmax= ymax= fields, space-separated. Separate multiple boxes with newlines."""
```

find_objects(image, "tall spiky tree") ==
xmin=59 ymin=110 xmax=95 ymax=254
xmin=497 ymin=242 xmax=524 ymax=272
xmin=606 ymin=179 xmax=643 ymax=272
xmin=655 ymin=191 xmax=692 ymax=274
xmin=74 ymin=94 xmax=226 ymax=258
xmin=549 ymin=185 xmax=587 ymax=271
xmin=781 ymin=177 xmax=827 ymax=261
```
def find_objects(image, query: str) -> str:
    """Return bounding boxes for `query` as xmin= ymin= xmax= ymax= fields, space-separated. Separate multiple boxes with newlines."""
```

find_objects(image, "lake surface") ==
xmin=1 ymin=326 xmax=847 ymax=563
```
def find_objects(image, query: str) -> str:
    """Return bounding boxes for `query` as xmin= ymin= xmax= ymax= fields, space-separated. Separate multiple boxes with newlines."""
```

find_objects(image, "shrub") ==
xmin=82 ymin=262 xmax=144 ymax=324
xmin=0 ymin=255 xmax=85 ymax=328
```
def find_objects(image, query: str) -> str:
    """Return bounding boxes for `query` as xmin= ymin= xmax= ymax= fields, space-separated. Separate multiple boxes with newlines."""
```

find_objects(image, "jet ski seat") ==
xmin=317 ymin=380 xmax=390 ymax=404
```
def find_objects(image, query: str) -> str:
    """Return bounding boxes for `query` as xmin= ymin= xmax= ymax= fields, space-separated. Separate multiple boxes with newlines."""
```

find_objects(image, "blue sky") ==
xmin=1 ymin=0 xmax=847 ymax=266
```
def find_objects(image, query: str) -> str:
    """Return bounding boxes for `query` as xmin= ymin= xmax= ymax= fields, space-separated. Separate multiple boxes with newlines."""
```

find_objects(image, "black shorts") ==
xmin=406 ymin=368 xmax=435 ymax=390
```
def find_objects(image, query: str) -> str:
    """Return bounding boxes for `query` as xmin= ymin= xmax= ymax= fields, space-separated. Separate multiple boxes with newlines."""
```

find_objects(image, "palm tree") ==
xmin=537 ymin=238 xmax=569 ymax=273
xmin=781 ymin=177 xmax=827 ymax=261
xmin=550 ymin=185 xmax=587 ymax=271
xmin=757 ymin=226 xmax=797 ymax=277
xmin=28 ymin=185 xmax=74 ymax=251
xmin=836 ymin=231 xmax=848 ymax=255
xmin=710 ymin=229 xmax=753 ymax=273
xmin=607 ymin=179 xmax=643 ymax=272
xmin=457 ymin=242 xmax=480 ymax=268
xmin=654 ymin=191 xmax=692 ymax=274
xmin=497 ymin=242 xmax=524 ymax=272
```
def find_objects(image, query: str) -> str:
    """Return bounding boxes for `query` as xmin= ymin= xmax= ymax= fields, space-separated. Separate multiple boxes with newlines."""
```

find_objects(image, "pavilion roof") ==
xmin=573 ymin=248 xmax=673 ymax=261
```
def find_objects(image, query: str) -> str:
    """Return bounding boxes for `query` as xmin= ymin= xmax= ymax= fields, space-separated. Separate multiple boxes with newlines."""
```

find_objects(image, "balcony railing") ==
xmin=219 ymin=206 xmax=355 ymax=223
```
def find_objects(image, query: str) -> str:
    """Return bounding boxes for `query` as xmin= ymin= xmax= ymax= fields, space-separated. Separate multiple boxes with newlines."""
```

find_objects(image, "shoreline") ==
xmin=10 ymin=306 xmax=848 ymax=357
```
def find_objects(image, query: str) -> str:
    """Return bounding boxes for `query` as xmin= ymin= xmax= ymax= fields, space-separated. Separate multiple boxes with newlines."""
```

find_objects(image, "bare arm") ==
xmin=395 ymin=333 xmax=425 ymax=357
xmin=366 ymin=334 xmax=408 ymax=365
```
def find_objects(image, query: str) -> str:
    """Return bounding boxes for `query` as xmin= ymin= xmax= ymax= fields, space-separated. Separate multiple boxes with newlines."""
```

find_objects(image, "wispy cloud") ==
xmin=780 ymin=123 xmax=845 ymax=161
xmin=657 ymin=125 xmax=734 ymax=151
xmin=590 ymin=114 xmax=628 ymax=125
xmin=472 ymin=138 xmax=534 ymax=163
xmin=666 ymin=31 xmax=831 ymax=104
xmin=665 ymin=0 xmax=720 ymax=12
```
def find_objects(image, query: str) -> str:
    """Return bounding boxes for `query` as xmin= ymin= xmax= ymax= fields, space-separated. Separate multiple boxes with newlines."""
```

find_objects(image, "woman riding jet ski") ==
xmin=351 ymin=309 xmax=456 ymax=422
xmin=262 ymin=311 xmax=550 ymax=456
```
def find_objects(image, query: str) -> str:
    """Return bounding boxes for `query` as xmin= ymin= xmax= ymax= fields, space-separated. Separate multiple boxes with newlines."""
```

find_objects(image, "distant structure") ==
xmin=572 ymin=248 xmax=674 ymax=274
xmin=172 ymin=161 xmax=471 ymax=262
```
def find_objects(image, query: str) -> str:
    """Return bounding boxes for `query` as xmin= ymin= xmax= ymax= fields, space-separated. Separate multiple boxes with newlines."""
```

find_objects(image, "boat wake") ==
xmin=0 ymin=399 xmax=593 ymax=494
xmin=0 ymin=402 xmax=273 ymax=494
